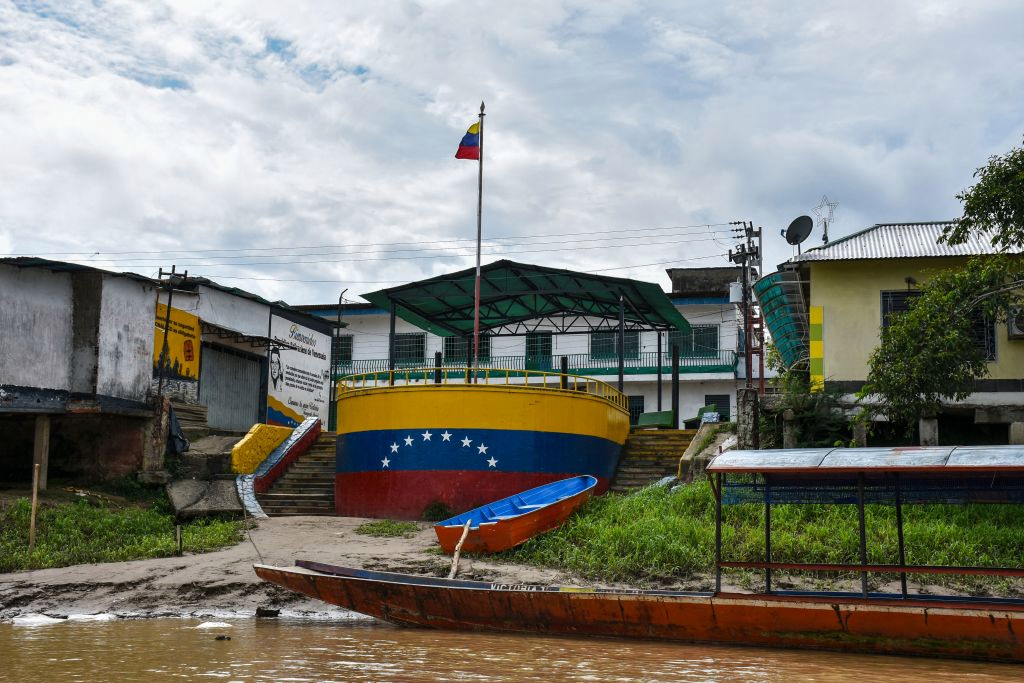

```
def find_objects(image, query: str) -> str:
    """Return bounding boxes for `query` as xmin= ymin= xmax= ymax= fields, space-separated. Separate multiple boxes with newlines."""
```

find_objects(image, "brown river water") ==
xmin=1 ymin=616 xmax=1021 ymax=682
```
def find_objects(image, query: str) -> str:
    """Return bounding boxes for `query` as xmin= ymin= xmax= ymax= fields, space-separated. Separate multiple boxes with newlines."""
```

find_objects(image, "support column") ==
xmin=655 ymin=331 xmax=663 ymax=411
xmin=33 ymin=415 xmax=50 ymax=492
xmin=560 ymin=355 xmax=569 ymax=390
xmin=617 ymin=296 xmax=625 ymax=392
xmin=388 ymin=302 xmax=397 ymax=386
xmin=737 ymin=388 xmax=760 ymax=449
xmin=671 ymin=344 xmax=680 ymax=428
xmin=918 ymin=417 xmax=939 ymax=446
xmin=1009 ymin=422 xmax=1024 ymax=445
xmin=782 ymin=409 xmax=798 ymax=448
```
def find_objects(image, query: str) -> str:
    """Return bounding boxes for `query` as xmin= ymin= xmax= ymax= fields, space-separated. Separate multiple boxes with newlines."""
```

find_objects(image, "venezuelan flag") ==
xmin=455 ymin=122 xmax=480 ymax=159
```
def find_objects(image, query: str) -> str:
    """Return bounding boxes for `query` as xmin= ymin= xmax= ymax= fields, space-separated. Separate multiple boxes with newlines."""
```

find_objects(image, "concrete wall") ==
xmin=0 ymin=265 xmax=73 ymax=390
xmin=810 ymin=258 xmax=1024 ymax=382
xmin=96 ymin=275 xmax=156 ymax=402
xmin=161 ymin=287 xmax=270 ymax=338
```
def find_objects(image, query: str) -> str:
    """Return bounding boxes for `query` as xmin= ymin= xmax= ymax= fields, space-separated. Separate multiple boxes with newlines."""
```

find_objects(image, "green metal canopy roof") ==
xmin=362 ymin=260 xmax=691 ymax=337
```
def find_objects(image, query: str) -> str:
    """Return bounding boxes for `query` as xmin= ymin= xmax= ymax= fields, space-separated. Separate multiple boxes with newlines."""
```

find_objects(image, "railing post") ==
xmin=560 ymin=356 xmax=569 ymax=389
xmin=858 ymin=474 xmax=869 ymax=598
xmin=764 ymin=475 xmax=772 ymax=593
xmin=895 ymin=473 xmax=908 ymax=599
xmin=434 ymin=351 xmax=442 ymax=384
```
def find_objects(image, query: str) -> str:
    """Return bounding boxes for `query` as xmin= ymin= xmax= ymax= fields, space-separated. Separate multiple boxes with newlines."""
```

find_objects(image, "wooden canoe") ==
xmin=433 ymin=475 xmax=596 ymax=554
xmin=254 ymin=561 xmax=1024 ymax=663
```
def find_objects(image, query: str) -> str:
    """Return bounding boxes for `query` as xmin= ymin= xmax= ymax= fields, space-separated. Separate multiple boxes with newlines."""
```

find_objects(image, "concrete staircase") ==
xmin=256 ymin=432 xmax=336 ymax=516
xmin=610 ymin=429 xmax=698 ymax=494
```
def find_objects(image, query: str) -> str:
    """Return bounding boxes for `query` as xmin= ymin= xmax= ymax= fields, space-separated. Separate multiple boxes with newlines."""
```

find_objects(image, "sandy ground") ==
xmin=0 ymin=516 xmax=584 ymax=621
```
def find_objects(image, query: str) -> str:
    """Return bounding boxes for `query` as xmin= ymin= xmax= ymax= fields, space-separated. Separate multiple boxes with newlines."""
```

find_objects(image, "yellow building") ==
xmin=756 ymin=221 xmax=1024 ymax=444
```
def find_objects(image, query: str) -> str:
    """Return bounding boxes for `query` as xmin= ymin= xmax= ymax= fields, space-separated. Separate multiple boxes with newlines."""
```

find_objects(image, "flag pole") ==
xmin=473 ymin=101 xmax=485 ymax=378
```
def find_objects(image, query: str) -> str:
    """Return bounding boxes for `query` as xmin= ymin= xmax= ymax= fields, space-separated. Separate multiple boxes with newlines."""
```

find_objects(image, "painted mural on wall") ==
xmin=153 ymin=303 xmax=201 ymax=402
xmin=267 ymin=314 xmax=330 ymax=427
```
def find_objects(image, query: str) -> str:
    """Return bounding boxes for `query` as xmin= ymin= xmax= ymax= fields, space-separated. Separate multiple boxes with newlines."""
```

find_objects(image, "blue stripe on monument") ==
xmin=336 ymin=429 xmax=621 ymax=478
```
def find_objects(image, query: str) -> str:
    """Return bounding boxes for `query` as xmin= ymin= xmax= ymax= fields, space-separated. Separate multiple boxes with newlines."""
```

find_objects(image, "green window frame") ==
xmin=393 ymin=333 xmax=425 ymax=365
xmin=443 ymin=335 xmax=491 ymax=363
xmin=590 ymin=331 xmax=640 ymax=360
xmin=667 ymin=325 xmax=719 ymax=358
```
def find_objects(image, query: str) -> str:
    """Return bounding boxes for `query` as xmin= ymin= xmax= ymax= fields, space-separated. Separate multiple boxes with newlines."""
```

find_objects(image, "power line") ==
xmin=53 ymin=237 xmax=729 ymax=269
xmin=3 ymin=222 xmax=733 ymax=258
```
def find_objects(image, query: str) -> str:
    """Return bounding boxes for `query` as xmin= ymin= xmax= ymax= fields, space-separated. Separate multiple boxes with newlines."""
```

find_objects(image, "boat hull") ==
xmin=335 ymin=384 xmax=629 ymax=519
xmin=434 ymin=476 xmax=596 ymax=554
xmin=254 ymin=562 xmax=1024 ymax=663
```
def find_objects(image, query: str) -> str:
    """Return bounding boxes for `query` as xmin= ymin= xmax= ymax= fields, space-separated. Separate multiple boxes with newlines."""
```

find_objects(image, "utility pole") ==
xmin=729 ymin=222 xmax=760 ymax=391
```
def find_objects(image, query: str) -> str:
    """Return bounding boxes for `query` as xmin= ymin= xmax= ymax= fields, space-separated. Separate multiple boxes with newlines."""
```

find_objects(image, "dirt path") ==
xmin=0 ymin=516 xmax=579 ymax=621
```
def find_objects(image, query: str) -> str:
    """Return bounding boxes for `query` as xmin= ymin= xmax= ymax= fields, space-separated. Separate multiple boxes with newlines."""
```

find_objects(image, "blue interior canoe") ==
xmin=434 ymin=475 xmax=597 ymax=554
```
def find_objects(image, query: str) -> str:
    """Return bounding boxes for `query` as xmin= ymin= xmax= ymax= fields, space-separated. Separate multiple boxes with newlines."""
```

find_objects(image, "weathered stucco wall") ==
xmin=809 ymin=258 xmax=1024 ymax=382
xmin=96 ymin=275 xmax=156 ymax=402
xmin=70 ymin=272 xmax=102 ymax=393
xmin=0 ymin=265 xmax=73 ymax=390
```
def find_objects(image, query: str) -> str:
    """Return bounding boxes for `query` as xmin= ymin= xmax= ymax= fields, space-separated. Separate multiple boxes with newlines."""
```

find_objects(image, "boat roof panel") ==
xmin=707 ymin=446 xmax=1024 ymax=474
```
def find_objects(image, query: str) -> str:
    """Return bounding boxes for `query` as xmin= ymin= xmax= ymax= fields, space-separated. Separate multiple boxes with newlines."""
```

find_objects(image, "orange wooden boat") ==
xmin=433 ymin=475 xmax=596 ymax=554
xmin=254 ymin=561 xmax=1024 ymax=662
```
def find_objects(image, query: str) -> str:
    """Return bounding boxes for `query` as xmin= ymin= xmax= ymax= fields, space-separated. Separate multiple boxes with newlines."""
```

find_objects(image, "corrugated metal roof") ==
xmin=707 ymin=445 xmax=1024 ymax=473
xmin=794 ymin=222 xmax=1014 ymax=262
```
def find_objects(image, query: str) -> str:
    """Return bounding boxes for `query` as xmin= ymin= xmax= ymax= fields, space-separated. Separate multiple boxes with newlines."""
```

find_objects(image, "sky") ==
xmin=1 ymin=0 xmax=1023 ymax=304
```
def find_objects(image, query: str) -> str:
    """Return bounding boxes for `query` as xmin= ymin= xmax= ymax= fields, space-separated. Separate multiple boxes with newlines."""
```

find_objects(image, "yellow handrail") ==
xmin=335 ymin=366 xmax=629 ymax=412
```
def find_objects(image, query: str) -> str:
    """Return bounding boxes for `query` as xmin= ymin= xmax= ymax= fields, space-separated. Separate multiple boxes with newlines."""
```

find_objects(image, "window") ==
xmin=667 ymin=325 xmax=719 ymax=358
xmin=443 ymin=335 xmax=491 ymax=363
xmin=703 ymin=394 xmax=730 ymax=421
xmin=525 ymin=332 xmax=552 ymax=370
xmin=393 ymin=333 xmax=425 ymax=365
xmin=881 ymin=291 xmax=995 ymax=361
xmin=331 ymin=333 xmax=353 ymax=374
xmin=627 ymin=395 xmax=645 ymax=425
xmin=881 ymin=290 xmax=921 ymax=328
xmin=590 ymin=331 xmax=640 ymax=360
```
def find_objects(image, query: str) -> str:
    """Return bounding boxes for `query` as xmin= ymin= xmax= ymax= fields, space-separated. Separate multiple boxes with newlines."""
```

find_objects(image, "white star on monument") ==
xmin=461 ymin=436 xmax=472 ymax=447
xmin=477 ymin=443 xmax=488 ymax=455
xmin=381 ymin=457 xmax=390 ymax=468
xmin=486 ymin=456 xmax=498 ymax=468
xmin=421 ymin=430 xmax=432 ymax=441
xmin=390 ymin=443 xmax=399 ymax=453
xmin=441 ymin=431 xmax=452 ymax=442
xmin=404 ymin=436 xmax=414 ymax=447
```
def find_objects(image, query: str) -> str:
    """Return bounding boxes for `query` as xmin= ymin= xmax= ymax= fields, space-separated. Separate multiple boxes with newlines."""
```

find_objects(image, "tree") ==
xmin=861 ymin=256 xmax=1024 ymax=433
xmin=941 ymin=138 xmax=1024 ymax=249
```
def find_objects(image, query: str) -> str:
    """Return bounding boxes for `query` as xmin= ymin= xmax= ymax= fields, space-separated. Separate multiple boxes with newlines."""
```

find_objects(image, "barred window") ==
xmin=590 ymin=331 xmax=640 ymax=360
xmin=393 ymin=333 xmax=426 ymax=365
xmin=331 ymin=333 xmax=353 ymax=374
xmin=443 ymin=335 xmax=491 ymax=363
xmin=667 ymin=325 xmax=719 ymax=358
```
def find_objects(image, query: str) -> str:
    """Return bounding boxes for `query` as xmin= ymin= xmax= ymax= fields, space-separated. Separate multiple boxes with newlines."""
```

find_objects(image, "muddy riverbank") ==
xmin=0 ymin=516 xmax=589 ymax=620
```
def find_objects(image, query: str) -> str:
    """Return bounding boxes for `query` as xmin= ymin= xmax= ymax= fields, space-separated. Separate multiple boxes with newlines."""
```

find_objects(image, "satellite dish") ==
xmin=783 ymin=216 xmax=813 ymax=246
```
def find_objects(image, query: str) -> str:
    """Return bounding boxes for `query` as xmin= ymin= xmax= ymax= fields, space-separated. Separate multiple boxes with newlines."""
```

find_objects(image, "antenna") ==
xmin=780 ymin=215 xmax=813 ymax=255
xmin=812 ymin=195 xmax=839 ymax=244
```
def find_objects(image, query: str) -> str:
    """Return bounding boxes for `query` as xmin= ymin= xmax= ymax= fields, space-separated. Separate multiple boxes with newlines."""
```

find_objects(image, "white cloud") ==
xmin=0 ymin=0 xmax=1022 ymax=301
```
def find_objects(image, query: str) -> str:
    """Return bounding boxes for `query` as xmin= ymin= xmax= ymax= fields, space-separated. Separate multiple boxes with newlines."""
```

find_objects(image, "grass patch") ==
xmin=0 ymin=494 xmax=244 ymax=572
xmin=355 ymin=520 xmax=421 ymax=538
xmin=504 ymin=479 xmax=1024 ymax=594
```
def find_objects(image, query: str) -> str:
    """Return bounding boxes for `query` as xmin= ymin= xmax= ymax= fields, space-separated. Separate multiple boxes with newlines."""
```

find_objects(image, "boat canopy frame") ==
xmin=706 ymin=446 xmax=1024 ymax=600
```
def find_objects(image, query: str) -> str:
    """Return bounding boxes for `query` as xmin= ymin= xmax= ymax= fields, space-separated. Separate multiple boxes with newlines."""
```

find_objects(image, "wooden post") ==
xmin=714 ymin=472 xmax=723 ymax=593
xmin=176 ymin=524 xmax=183 ymax=556
xmin=29 ymin=463 xmax=40 ymax=555
xmin=895 ymin=474 xmax=908 ymax=599
xmin=33 ymin=415 xmax=50 ymax=491
xmin=448 ymin=520 xmax=472 ymax=579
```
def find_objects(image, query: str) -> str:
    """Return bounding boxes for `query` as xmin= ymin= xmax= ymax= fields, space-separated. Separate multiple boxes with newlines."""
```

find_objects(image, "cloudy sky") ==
xmin=1 ymin=0 xmax=1022 ymax=304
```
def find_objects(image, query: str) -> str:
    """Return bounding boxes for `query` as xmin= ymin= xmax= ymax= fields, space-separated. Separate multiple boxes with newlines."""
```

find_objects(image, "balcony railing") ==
xmin=336 ymin=366 xmax=629 ymax=412
xmin=333 ymin=350 xmax=737 ymax=380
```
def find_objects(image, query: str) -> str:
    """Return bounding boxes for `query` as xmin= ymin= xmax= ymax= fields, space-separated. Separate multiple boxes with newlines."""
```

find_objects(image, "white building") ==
xmin=299 ymin=263 xmax=748 ymax=427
